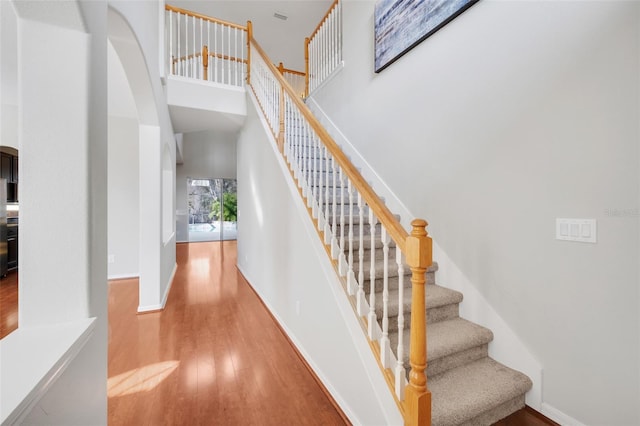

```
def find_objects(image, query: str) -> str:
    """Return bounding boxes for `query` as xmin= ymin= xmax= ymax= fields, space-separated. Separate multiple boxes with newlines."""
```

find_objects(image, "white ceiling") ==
xmin=169 ymin=1 xmax=332 ymax=71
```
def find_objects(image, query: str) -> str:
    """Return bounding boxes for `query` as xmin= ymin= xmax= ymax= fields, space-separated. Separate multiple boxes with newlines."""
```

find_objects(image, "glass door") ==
xmin=187 ymin=178 xmax=237 ymax=242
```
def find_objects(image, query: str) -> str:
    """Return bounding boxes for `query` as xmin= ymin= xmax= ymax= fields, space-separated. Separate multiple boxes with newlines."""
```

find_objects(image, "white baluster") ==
xmin=347 ymin=180 xmax=356 ymax=295
xmin=176 ymin=13 xmax=182 ymax=76
xmin=395 ymin=246 xmax=407 ymax=399
xmin=331 ymin=154 xmax=338 ymax=259
xmin=338 ymin=1 xmax=343 ymax=62
xmin=324 ymin=149 xmax=331 ymax=245
xmin=317 ymin=135 xmax=325 ymax=232
xmin=214 ymin=23 xmax=218 ymax=83
xmin=368 ymin=210 xmax=378 ymax=340
xmin=169 ymin=10 xmax=173 ymax=75
xmin=331 ymin=7 xmax=337 ymax=72
xmin=380 ymin=227 xmax=391 ymax=368
xmin=338 ymin=167 xmax=346 ymax=276
xmin=227 ymin=25 xmax=231 ymax=85
xmin=207 ymin=20 xmax=211 ymax=81
xmin=356 ymin=193 xmax=366 ymax=316
xmin=311 ymin=133 xmax=318 ymax=217
xmin=192 ymin=15 xmax=195 ymax=79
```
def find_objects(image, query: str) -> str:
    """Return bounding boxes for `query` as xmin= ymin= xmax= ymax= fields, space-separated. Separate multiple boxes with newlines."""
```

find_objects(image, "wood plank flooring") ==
xmin=108 ymin=241 xmax=348 ymax=426
xmin=0 ymin=270 xmax=18 ymax=339
xmin=494 ymin=406 xmax=560 ymax=426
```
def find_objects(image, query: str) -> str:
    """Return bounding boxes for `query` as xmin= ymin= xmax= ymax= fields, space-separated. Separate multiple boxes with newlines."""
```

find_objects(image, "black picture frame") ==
xmin=374 ymin=0 xmax=480 ymax=73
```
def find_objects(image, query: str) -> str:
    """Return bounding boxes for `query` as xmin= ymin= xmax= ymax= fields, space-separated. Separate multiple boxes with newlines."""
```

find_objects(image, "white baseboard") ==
xmin=160 ymin=264 xmax=177 ymax=309
xmin=137 ymin=264 xmax=177 ymax=313
xmin=541 ymin=402 xmax=586 ymax=426
xmin=107 ymin=273 xmax=139 ymax=281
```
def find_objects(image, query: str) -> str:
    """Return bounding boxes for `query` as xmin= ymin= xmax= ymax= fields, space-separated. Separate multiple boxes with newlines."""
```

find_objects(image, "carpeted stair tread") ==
xmin=374 ymin=283 xmax=462 ymax=317
xmin=429 ymin=357 xmax=533 ymax=426
xmin=426 ymin=318 xmax=493 ymax=362
xmin=390 ymin=318 xmax=492 ymax=371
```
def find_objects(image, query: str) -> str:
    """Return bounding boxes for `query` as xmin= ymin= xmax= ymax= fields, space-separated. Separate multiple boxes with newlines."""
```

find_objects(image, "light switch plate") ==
xmin=556 ymin=218 xmax=596 ymax=243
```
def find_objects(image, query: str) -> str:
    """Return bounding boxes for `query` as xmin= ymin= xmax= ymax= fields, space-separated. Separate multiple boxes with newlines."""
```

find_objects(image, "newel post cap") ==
xmin=406 ymin=219 xmax=432 ymax=269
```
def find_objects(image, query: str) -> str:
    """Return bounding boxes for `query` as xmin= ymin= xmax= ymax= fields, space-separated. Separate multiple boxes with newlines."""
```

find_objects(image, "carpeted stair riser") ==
xmin=350 ymin=250 xmax=436 ymax=282
xmin=389 ymin=318 xmax=493 ymax=378
xmin=459 ymin=395 xmax=526 ymax=426
xmin=370 ymin=284 xmax=462 ymax=328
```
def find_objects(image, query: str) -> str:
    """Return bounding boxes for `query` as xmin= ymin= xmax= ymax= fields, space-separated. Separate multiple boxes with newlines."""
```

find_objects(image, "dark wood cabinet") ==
xmin=0 ymin=152 xmax=17 ymax=183
xmin=12 ymin=156 xmax=18 ymax=183
xmin=0 ymin=153 xmax=12 ymax=182
xmin=7 ymin=225 xmax=17 ymax=271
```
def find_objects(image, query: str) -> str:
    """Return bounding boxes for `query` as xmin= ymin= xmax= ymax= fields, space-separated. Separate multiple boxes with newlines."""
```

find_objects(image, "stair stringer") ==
xmin=306 ymin=95 xmax=543 ymax=411
xmin=237 ymin=90 xmax=403 ymax=426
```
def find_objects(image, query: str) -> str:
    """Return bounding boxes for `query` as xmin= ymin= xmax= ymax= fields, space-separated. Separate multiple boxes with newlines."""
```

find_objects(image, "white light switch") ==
xmin=556 ymin=218 xmax=597 ymax=243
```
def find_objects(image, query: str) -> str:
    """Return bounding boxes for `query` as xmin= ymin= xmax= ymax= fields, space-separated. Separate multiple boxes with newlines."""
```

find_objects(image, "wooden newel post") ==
xmin=304 ymin=37 xmax=310 ymax=97
xmin=202 ymin=45 xmax=209 ymax=81
xmin=246 ymin=21 xmax=253 ymax=84
xmin=278 ymin=62 xmax=285 ymax=75
xmin=405 ymin=219 xmax=432 ymax=426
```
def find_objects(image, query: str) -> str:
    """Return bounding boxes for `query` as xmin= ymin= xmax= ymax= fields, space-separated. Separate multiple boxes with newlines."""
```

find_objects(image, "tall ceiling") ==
xmin=168 ymin=1 xmax=332 ymax=71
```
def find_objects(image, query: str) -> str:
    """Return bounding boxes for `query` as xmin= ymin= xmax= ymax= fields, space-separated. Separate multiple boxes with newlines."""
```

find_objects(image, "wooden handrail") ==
xmin=250 ymin=37 xmax=409 ymax=252
xmin=309 ymin=0 xmax=339 ymax=41
xmin=173 ymin=52 xmax=248 ymax=65
xmin=165 ymin=4 xmax=247 ymax=30
xmin=281 ymin=67 xmax=305 ymax=77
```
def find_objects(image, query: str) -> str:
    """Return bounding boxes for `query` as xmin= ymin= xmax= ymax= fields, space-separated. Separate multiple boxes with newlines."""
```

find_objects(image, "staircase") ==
xmin=164 ymin=3 xmax=534 ymax=423
xmin=319 ymin=140 xmax=532 ymax=425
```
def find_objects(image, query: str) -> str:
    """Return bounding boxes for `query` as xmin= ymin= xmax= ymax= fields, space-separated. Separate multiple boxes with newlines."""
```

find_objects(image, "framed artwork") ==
xmin=374 ymin=0 xmax=480 ymax=73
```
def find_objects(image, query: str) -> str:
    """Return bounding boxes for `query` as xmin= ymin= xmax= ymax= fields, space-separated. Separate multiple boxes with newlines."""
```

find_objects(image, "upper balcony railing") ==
xmin=165 ymin=5 xmax=249 ymax=87
xmin=305 ymin=0 xmax=342 ymax=96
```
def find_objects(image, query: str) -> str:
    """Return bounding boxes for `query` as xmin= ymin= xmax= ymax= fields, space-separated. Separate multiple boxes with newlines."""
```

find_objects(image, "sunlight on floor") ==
xmin=108 ymin=361 xmax=179 ymax=397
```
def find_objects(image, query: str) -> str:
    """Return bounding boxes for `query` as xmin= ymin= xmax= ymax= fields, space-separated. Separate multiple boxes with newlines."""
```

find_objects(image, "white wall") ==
xmin=109 ymin=1 xmax=177 ymax=312
xmin=0 ymin=0 xmax=18 ymax=149
xmin=237 ymin=93 xmax=402 ymax=426
xmin=107 ymin=116 xmax=139 ymax=279
xmin=311 ymin=1 xmax=640 ymax=425
xmin=14 ymin=0 xmax=109 ymax=423
xmin=108 ymin=39 xmax=140 ymax=280
xmin=175 ymin=129 xmax=237 ymax=242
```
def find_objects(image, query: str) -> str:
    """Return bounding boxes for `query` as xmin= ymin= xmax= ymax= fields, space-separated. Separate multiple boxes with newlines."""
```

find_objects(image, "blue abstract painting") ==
xmin=374 ymin=0 xmax=479 ymax=72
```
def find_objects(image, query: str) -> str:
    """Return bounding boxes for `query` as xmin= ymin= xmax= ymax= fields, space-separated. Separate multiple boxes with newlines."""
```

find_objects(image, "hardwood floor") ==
xmin=493 ymin=406 xmax=560 ymax=426
xmin=0 ymin=270 xmax=18 ymax=339
xmin=108 ymin=241 xmax=348 ymax=426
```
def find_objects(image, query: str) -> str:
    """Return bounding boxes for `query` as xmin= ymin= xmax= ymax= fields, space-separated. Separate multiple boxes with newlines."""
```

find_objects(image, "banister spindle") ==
xmin=278 ymin=84 xmax=285 ymax=152
xmin=356 ymin=193 xmax=366 ymax=316
xmin=311 ymin=133 xmax=319 ymax=217
xmin=347 ymin=180 xmax=356 ymax=295
xmin=367 ymin=210 xmax=378 ymax=339
xmin=381 ymin=227 xmax=391 ymax=368
xmin=330 ymin=155 xmax=338 ymax=259
xmin=338 ymin=167 xmax=346 ymax=276
xmin=395 ymin=246 xmax=406 ymax=399
xmin=227 ymin=25 xmax=231 ymax=84
xmin=247 ymin=21 xmax=252 ymax=84
xmin=405 ymin=219 xmax=433 ymax=426
xmin=192 ymin=14 xmax=195 ymax=79
xmin=323 ymin=148 xmax=331 ymax=244
xmin=304 ymin=37 xmax=310 ymax=97
xmin=169 ymin=10 xmax=173 ymax=75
